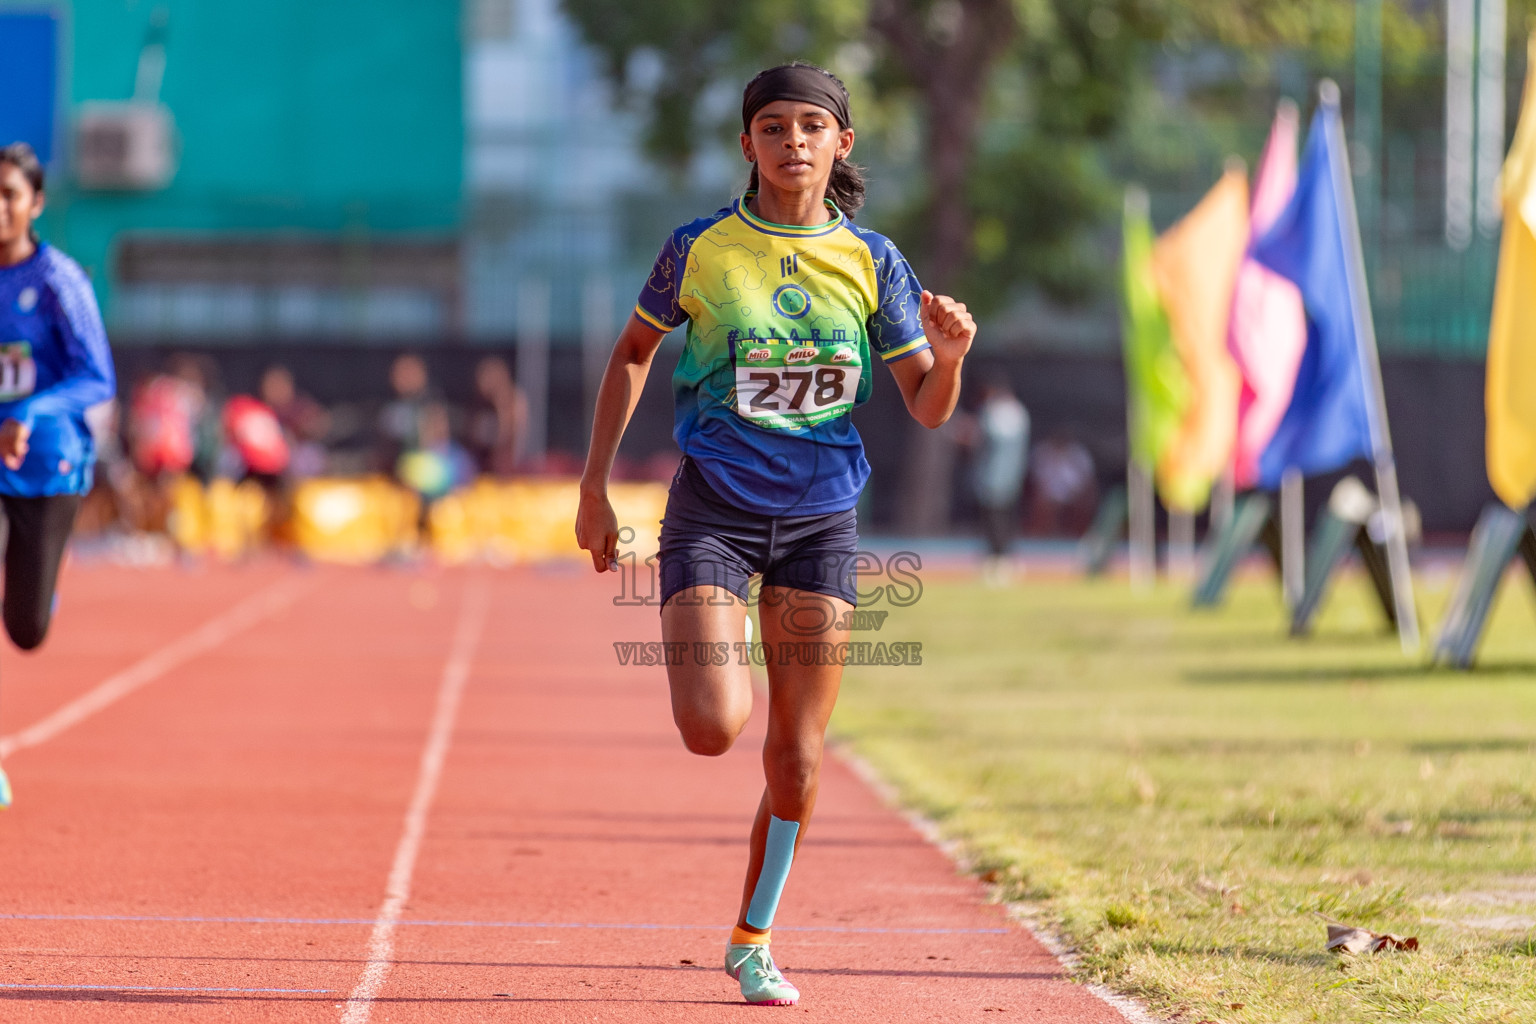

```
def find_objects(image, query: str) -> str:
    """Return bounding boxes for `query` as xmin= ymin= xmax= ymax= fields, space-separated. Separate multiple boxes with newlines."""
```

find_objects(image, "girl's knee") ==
xmin=675 ymin=710 xmax=748 ymax=757
xmin=764 ymin=743 xmax=822 ymax=801
xmin=679 ymin=724 xmax=736 ymax=757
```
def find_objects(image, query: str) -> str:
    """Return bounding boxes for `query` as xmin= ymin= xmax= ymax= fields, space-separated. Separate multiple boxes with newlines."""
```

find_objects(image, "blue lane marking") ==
xmin=0 ymin=982 xmax=331 ymax=994
xmin=0 ymin=912 xmax=1007 ymax=935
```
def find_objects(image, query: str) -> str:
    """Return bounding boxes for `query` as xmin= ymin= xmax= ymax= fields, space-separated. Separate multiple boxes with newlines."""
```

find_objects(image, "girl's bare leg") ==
xmin=733 ymin=586 xmax=851 ymax=932
xmin=660 ymin=585 xmax=754 ymax=756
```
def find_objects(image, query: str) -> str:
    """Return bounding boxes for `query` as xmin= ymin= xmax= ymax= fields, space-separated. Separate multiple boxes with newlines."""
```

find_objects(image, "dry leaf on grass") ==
xmin=1325 ymin=922 xmax=1419 ymax=954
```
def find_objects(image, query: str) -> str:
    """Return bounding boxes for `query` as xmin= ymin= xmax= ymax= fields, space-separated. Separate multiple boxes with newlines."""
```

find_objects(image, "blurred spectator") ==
xmin=260 ymin=364 xmax=330 ymax=478
xmin=466 ymin=355 xmax=527 ymax=476
xmin=128 ymin=356 xmax=216 ymax=482
xmin=376 ymin=353 xmax=434 ymax=473
xmin=1027 ymin=434 xmax=1098 ymax=537
xmin=222 ymin=395 xmax=290 ymax=482
xmin=123 ymin=356 xmax=223 ymax=537
xmin=177 ymin=355 xmax=226 ymax=482
xmin=221 ymin=394 xmax=292 ymax=546
xmin=77 ymin=399 xmax=152 ymax=536
xmin=965 ymin=380 xmax=1030 ymax=583
xmin=396 ymin=402 xmax=474 ymax=507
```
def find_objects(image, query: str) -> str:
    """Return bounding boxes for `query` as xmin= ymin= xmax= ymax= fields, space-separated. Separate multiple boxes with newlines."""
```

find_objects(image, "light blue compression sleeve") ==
xmin=745 ymin=815 xmax=800 ymax=929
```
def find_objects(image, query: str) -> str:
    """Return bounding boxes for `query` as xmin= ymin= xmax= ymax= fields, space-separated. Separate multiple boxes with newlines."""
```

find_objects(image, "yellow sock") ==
xmin=730 ymin=925 xmax=771 ymax=946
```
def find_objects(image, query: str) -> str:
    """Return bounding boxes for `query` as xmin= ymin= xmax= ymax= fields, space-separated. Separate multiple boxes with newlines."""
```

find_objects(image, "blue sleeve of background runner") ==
xmin=2 ymin=253 xmax=115 ymax=432
xmin=857 ymin=229 xmax=928 ymax=363
xmin=745 ymin=815 xmax=800 ymax=930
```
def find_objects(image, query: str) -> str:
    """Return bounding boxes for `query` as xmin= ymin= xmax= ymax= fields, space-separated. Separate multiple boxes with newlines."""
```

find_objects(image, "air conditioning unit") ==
xmin=74 ymin=102 xmax=178 ymax=191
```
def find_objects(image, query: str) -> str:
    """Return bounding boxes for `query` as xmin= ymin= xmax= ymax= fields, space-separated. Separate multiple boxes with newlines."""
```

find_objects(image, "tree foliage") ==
xmin=564 ymin=0 xmax=862 ymax=168
xmin=564 ymin=0 xmax=1436 ymax=309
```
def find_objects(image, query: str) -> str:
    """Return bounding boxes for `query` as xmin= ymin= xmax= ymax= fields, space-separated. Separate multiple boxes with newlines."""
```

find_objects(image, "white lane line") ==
xmin=836 ymin=745 xmax=1145 ymax=1024
xmin=0 ymin=575 xmax=310 ymax=759
xmin=340 ymin=577 xmax=490 ymax=1024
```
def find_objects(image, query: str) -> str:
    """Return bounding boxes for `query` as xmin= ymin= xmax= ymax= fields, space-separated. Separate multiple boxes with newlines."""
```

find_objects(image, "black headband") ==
xmin=741 ymin=65 xmax=851 ymax=132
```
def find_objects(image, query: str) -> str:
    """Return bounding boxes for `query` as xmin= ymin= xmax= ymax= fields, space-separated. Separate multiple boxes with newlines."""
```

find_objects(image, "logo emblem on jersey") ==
xmin=744 ymin=347 xmax=773 ymax=363
xmin=784 ymin=347 xmax=817 ymax=364
xmin=830 ymin=349 xmax=855 ymax=364
xmin=16 ymin=287 xmax=38 ymax=314
xmin=772 ymin=284 xmax=811 ymax=320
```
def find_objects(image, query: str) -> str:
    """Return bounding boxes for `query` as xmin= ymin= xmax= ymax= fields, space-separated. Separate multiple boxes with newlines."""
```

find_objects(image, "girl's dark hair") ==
xmin=0 ymin=142 xmax=45 ymax=195
xmin=745 ymin=63 xmax=866 ymax=219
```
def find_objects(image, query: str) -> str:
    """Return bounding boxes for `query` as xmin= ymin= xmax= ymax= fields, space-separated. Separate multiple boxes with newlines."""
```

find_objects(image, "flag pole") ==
xmin=1280 ymin=466 xmax=1305 ymax=608
xmin=1127 ymin=459 xmax=1156 ymax=589
xmin=1124 ymin=184 xmax=1158 ymax=591
xmin=1168 ymin=509 xmax=1196 ymax=579
xmin=1319 ymin=79 xmax=1420 ymax=651
xmin=1210 ymin=472 xmax=1236 ymax=536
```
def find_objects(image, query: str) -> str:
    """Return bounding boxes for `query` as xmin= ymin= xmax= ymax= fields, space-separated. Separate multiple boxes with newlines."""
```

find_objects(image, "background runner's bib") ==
xmin=733 ymin=339 xmax=862 ymax=430
xmin=0 ymin=342 xmax=38 ymax=402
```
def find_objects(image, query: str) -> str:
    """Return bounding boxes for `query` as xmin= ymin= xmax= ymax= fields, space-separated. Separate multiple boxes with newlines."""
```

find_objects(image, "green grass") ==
xmin=831 ymin=565 xmax=1536 ymax=1024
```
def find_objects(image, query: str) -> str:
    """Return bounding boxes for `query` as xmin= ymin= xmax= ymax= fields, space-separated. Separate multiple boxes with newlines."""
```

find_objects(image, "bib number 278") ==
xmin=733 ymin=340 xmax=862 ymax=429
xmin=745 ymin=367 xmax=850 ymax=414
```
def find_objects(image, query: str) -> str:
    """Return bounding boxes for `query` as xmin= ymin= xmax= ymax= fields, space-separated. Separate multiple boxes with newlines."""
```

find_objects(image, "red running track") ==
xmin=0 ymin=563 xmax=1130 ymax=1023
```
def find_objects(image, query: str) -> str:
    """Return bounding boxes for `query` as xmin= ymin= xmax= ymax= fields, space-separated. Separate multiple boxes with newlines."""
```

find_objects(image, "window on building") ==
xmin=111 ymin=237 xmax=461 ymax=342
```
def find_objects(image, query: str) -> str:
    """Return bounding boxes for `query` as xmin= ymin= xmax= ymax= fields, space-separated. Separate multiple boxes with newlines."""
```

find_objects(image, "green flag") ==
xmin=1122 ymin=187 xmax=1191 ymax=471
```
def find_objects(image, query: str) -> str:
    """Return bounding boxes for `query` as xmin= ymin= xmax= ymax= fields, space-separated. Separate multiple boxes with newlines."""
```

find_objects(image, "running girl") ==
xmin=576 ymin=64 xmax=975 ymax=1005
xmin=0 ymin=143 xmax=117 ymax=804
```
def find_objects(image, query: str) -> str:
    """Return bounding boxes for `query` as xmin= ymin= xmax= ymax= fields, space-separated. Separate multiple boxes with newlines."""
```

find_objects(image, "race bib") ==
xmin=0 ymin=343 xmax=36 ymax=402
xmin=734 ymin=340 xmax=862 ymax=430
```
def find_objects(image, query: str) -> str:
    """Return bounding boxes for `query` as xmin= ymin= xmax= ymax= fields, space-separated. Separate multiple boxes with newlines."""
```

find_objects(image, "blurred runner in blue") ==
xmin=0 ymin=143 xmax=117 ymax=804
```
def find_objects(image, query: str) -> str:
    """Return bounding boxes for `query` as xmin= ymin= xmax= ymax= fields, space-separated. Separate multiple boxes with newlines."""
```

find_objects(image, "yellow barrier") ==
xmin=427 ymin=478 xmax=667 ymax=566
xmin=166 ymin=476 xmax=271 ymax=561
xmin=290 ymin=476 xmax=421 ymax=565
xmin=166 ymin=475 xmax=669 ymax=566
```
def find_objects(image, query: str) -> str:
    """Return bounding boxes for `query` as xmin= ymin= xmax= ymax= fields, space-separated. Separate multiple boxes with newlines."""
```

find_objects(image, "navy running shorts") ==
xmin=658 ymin=456 xmax=859 ymax=609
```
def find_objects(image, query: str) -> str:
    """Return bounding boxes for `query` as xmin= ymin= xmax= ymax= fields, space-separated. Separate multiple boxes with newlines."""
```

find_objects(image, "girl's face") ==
xmin=741 ymin=101 xmax=854 ymax=199
xmin=0 ymin=163 xmax=44 ymax=249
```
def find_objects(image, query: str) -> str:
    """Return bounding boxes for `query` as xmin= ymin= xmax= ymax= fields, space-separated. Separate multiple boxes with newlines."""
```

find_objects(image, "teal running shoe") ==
xmin=0 ymin=765 xmax=11 ymax=809
xmin=725 ymin=943 xmax=799 ymax=1006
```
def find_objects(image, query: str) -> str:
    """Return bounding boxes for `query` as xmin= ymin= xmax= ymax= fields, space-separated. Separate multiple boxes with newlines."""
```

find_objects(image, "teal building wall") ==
xmin=32 ymin=0 xmax=463 ymax=319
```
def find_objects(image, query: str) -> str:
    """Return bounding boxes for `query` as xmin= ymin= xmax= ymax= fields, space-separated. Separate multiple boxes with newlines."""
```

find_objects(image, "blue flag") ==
xmin=1250 ymin=98 xmax=1380 ymax=490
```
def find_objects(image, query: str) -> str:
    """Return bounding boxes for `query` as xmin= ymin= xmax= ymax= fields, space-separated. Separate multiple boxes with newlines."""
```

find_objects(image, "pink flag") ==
xmin=1228 ymin=101 xmax=1308 ymax=489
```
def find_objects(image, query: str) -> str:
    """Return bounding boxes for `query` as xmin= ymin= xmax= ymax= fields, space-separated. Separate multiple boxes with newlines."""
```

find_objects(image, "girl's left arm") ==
xmin=887 ymin=290 xmax=976 ymax=429
xmin=5 ymin=274 xmax=116 ymax=430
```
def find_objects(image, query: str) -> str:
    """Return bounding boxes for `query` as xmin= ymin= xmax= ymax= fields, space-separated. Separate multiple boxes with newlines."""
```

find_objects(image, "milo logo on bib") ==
xmin=733 ymin=338 xmax=863 ymax=430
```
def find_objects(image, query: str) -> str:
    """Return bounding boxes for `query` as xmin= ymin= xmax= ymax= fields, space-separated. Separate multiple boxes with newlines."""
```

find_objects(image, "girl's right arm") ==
xmin=576 ymin=315 xmax=668 ymax=572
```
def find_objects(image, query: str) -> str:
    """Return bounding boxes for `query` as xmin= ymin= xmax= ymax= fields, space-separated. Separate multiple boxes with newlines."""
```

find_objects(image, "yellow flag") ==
xmin=1487 ymin=32 xmax=1536 ymax=511
xmin=1151 ymin=168 xmax=1250 ymax=512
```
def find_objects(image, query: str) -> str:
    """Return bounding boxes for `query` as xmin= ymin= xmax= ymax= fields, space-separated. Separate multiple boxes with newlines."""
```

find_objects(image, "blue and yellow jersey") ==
xmin=636 ymin=195 xmax=928 ymax=516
